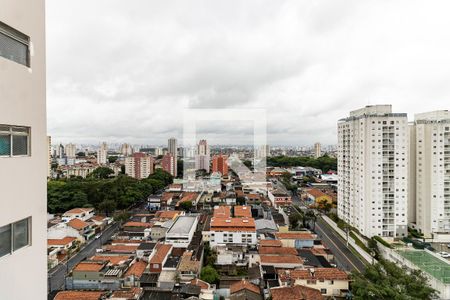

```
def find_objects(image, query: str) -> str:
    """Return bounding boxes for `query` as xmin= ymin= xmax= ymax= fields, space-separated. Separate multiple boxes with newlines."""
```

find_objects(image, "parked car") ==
xmin=438 ymin=252 xmax=450 ymax=258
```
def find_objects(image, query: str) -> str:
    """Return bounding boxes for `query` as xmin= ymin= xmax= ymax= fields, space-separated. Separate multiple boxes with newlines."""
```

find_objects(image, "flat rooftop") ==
xmin=397 ymin=249 xmax=450 ymax=283
xmin=167 ymin=216 xmax=197 ymax=235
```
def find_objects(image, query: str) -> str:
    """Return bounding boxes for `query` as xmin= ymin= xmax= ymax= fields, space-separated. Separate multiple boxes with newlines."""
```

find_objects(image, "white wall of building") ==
xmin=0 ymin=0 xmax=47 ymax=298
xmin=338 ymin=105 xmax=409 ymax=239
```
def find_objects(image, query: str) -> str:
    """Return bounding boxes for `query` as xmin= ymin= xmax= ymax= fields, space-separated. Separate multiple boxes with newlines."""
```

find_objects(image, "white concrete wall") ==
xmin=0 ymin=0 xmax=47 ymax=298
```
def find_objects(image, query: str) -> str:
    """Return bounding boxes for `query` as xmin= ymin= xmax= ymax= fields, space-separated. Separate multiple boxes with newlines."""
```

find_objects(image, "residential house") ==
xmin=149 ymin=243 xmax=173 ymax=273
xmin=53 ymin=291 xmax=107 ymax=300
xmin=259 ymin=255 xmax=304 ymax=269
xmin=48 ymin=222 xmax=85 ymax=244
xmin=270 ymin=285 xmax=323 ymax=300
xmin=268 ymin=190 xmax=292 ymax=207
xmin=306 ymin=189 xmax=333 ymax=206
xmin=178 ymin=250 xmax=201 ymax=282
xmin=62 ymin=207 xmax=95 ymax=222
xmin=275 ymin=232 xmax=316 ymax=249
xmin=229 ymin=279 xmax=262 ymax=300
xmin=123 ymin=259 xmax=148 ymax=287
xmin=68 ymin=218 xmax=95 ymax=241
xmin=110 ymin=287 xmax=144 ymax=300
xmin=277 ymin=268 xmax=350 ymax=298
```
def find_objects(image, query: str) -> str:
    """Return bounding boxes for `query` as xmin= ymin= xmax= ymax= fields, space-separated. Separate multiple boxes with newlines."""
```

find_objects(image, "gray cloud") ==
xmin=47 ymin=0 xmax=450 ymax=146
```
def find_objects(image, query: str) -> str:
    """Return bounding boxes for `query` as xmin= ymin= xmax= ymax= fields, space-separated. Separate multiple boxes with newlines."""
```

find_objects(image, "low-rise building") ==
xmin=259 ymin=255 xmax=304 ymax=269
xmin=149 ymin=243 xmax=173 ymax=273
xmin=275 ymin=232 xmax=316 ymax=249
xmin=268 ymin=190 xmax=292 ymax=207
xmin=270 ymin=285 xmax=323 ymax=300
xmin=306 ymin=189 xmax=333 ymax=206
xmin=165 ymin=215 xmax=199 ymax=248
xmin=62 ymin=207 xmax=95 ymax=222
xmin=277 ymin=268 xmax=350 ymax=298
xmin=207 ymin=217 xmax=257 ymax=247
xmin=230 ymin=279 xmax=262 ymax=300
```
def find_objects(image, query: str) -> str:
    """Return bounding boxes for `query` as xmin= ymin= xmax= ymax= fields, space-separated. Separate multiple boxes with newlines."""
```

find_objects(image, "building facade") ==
xmin=413 ymin=111 xmax=450 ymax=239
xmin=161 ymin=153 xmax=177 ymax=177
xmin=337 ymin=105 xmax=409 ymax=239
xmin=97 ymin=142 xmax=108 ymax=165
xmin=125 ymin=152 xmax=154 ymax=179
xmin=0 ymin=2 xmax=47 ymax=298
xmin=167 ymin=138 xmax=177 ymax=176
xmin=212 ymin=155 xmax=228 ymax=176
xmin=314 ymin=142 xmax=321 ymax=158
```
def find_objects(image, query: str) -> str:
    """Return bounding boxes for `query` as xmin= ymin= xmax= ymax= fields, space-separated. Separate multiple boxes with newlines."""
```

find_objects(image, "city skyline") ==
xmin=46 ymin=0 xmax=450 ymax=145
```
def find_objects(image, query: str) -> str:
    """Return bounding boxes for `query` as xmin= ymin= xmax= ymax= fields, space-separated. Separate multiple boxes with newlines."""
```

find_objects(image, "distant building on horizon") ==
xmin=97 ymin=142 xmax=108 ymax=165
xmin=195 ymin=139 xmax=210 ymax=172
xmin=314 ymin=142 xmax=321 ymax=159
xmin=167 ymin=138 xmax=178 ymax=176
xmin=120 ymin=143 xmax=134 ymax=156
xmin=65 ymin=143 xmax=76 ymax=158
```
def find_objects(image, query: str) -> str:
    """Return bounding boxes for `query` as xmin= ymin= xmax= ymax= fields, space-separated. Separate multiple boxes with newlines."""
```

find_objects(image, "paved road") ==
xmin=48 ymin=222 xmax=120 ymax=292
xmin=314 ymin=216 xmax=367 ymax=273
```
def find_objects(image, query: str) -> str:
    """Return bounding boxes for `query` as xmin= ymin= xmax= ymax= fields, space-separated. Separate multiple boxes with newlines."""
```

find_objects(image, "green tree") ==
xmin=89 ymin=167 xmax=114 ymax=179
xmin=108 ymin=156 xmax=119 ymax=163
xmin=179 ymin=201 xmax=193 ymax=211
xmin=200 ymin=265 xmax=220 ymax=284
xmin=351 ymin=259 xmax=437 ymax=300
xmin=289 ymin=212 xmax=302 ymax=229
xmin=98 ymin=199 xmax=116 ymax=216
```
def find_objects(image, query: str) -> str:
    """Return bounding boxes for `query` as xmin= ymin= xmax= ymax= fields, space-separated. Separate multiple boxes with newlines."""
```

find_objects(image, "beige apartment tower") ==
xmin=412 ymin=111 xmax=450 ymax=241
xmin=0 ymin=0 xmax=47 ymax=298
xmin=337 ymin=105 xmax=409 ymax=239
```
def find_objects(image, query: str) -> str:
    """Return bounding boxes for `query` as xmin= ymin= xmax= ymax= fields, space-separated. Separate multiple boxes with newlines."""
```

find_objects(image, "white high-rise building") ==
xmin=314 ymin=142 xmax=321 ymax=158
xmin=120 ymin=143 xmax=134 ymax=156
xmin=0 ymin=2 xmax=47 ymax=298
xmin=195 ymin=140 xmax=210 ymax=172
xmin=168 ymin=137 xmax=177 ymax=176
xmin=65 ymin=143 xmax=76 ymax=158
xmin=97 ymin=142 xmax=108 ymax=165
xmin=337 ymin=105 xmax=409 ymax=239
xmin=155 ymin=147 xmax=163 ymax=156
xmin=412 ymin=111 xmax=450 ymax=239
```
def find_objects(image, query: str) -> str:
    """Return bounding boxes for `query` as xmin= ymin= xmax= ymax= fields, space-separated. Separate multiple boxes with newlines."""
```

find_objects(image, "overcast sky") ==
xmin=47 ymin=0 xmax=450 ymax=146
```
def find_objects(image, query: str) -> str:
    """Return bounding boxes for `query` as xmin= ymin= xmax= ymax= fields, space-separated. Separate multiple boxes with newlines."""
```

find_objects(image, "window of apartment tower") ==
xmin=13 ymin=218 xmax=30 ymax=251
xmin=0 ymin=125 xmax=30 ymax=157
xmin=0 ymin=21 xmax=30 ymax=67
xmin=0 ymin=224 xmax=12 ymax=258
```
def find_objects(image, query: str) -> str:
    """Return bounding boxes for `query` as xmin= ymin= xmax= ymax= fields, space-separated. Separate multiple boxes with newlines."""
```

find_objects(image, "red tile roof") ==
xmin=191 ymin=278 xmax=210 ymax=290
xmin=156 ymin=210 xmax=180 ymax=219
xmin=48 ymin=237 xmax=76 ymax=246
xmin=210 ymin=217 xmax=256 ymax=232
xmin=110 ymin=288 xmax=143 ymax=299
xmin=150 ymin=244 xmax=172 ymax=264
xmin=275 ymin=232 xmax=315 ymax=240
xmin=64 ymin=208 xmax=94 ymax=215
xmin=54 ymin=291 xmax=105 ymax=300
xmin=123 ymin=221 xmax=153 ymax=228
xmin=104 ymin=244 xmax=139 ymax=253
xmin=307 ymin=189 xmax=330 ymax=198
xmin=260 ymin=255 xmax=303 ymax=265
xmin=271 ymin=285 xmax=323 ymax=300
xmin=67 ymin=218 xmax=89 ymax=230
xmin=124 ymin=260 xmax=148 ymax=278
xmin=230 ymin=279 xmax=260 ymax=295
xmin=234 ymin=206 xmax=252 ymax=218
xmin=259 ymin=240 xmax=283 ymax=247
xmin=213 ymin=206 xmax=231 ymax=218
xmin=259 ymin=246 xmax=298 ymax=256
xmin=73 ymin=261 xmax=106 ymax=272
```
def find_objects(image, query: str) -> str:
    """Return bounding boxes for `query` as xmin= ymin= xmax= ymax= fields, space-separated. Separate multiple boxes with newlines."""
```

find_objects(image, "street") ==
xmin=288 ymin=181 xmax=366 ymax=273
xmin=48 ymin=222 xmax=120 ymax=292
xmin=314 ymin=216 xmax=367 ymax=273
